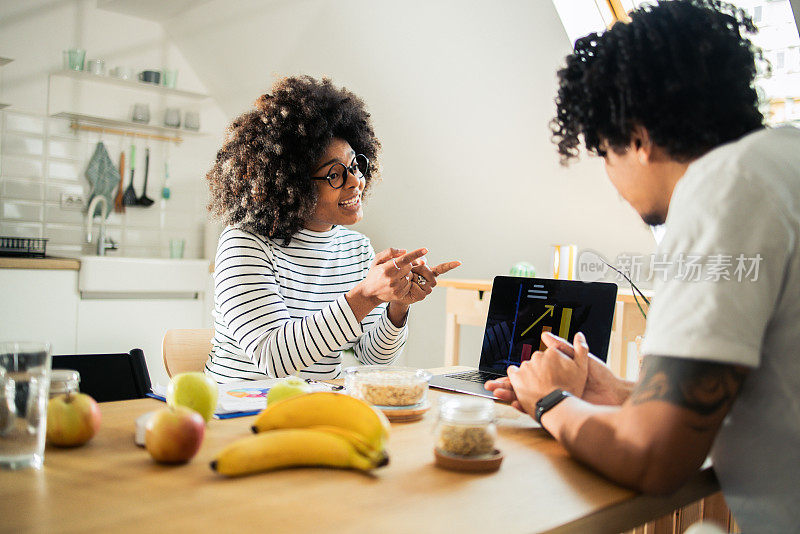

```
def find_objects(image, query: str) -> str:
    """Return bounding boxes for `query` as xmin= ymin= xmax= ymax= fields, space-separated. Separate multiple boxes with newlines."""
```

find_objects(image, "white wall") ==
xmin=157 ymin=0 xmax=657 ymax=368
xmin=0 ymin=0 xmax=227 ymax=258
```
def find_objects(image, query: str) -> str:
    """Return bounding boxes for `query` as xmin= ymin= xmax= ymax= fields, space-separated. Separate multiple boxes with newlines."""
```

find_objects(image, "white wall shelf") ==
xmin=50 ymin=69 xmax=209 ymax=100
xmin=50 ymin=111 xmax=208 ymax=144
xmin=1 ymin=57 xmax=12 ymax=108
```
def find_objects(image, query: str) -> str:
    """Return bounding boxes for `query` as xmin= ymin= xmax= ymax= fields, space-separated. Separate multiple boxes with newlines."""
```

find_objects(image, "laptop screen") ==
xmin=479 ymin=276 xmax=617 ymax=374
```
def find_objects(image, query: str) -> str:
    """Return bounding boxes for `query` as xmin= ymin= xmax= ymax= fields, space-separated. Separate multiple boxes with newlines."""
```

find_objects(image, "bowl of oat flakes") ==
xmin=344 ymin=366 xmax=432 ymax=408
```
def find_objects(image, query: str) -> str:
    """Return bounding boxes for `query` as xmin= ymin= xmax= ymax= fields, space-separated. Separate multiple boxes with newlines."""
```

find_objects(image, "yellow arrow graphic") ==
xmin=520 ymin=305 xmax=555 ymax=337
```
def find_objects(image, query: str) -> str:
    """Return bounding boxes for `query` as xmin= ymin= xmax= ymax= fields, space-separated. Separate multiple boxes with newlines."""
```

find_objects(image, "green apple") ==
xmin=266 ymin=376 xmax=311 ymax=405
xmin=166 ymin=372 xmax=218 ymax=422
xmin=46 ymin=392 xmax=102 ymax=447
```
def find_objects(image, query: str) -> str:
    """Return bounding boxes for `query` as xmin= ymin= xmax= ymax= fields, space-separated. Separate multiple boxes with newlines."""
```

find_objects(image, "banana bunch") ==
xmin=211 ymin=392 xmax=391 ymax=477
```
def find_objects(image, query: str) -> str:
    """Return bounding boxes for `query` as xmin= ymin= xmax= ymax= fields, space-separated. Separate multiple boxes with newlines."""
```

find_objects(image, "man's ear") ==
xmin=630 ymin=125 xmax=652 ymax=165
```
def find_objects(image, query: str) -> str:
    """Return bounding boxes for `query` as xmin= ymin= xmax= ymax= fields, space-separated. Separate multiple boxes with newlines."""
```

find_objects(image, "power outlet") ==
xmin=60 ymin=193 xmax=86 ymax=211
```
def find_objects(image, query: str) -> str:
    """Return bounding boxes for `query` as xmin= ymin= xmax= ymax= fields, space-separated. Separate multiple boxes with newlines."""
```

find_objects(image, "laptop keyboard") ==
xmin=444 ymin=370 xmax=502 ymax=384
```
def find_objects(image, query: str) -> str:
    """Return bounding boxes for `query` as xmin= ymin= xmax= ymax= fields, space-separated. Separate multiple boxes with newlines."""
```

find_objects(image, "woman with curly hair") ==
xmin=205 ymin=76 xmax=459 ymax=382
xmin=486 ymin=1 xmax=800 ymax=530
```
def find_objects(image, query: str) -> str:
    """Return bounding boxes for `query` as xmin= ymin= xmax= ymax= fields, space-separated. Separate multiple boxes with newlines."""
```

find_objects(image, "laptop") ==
xmin=429 ymin=276 xmax=618 ymax=399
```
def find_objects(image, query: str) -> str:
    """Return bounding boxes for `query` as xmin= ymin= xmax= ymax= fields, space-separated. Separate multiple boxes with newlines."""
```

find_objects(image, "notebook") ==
xmin=429 ymin=276 xmax=617 ymax=399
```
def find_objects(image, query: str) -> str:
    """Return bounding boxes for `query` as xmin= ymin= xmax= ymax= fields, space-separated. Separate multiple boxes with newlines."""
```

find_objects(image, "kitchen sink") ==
xmin=78 ymin=256 xmax=211 ymax=297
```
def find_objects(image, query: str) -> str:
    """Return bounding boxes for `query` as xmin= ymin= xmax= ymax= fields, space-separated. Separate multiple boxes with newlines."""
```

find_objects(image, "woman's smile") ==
xmin=338 ymin=193 xmax=362 ymax=211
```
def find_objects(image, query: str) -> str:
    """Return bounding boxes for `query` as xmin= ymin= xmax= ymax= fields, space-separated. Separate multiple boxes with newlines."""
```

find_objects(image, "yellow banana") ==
xmin=210 ymin=428 xmax=384 ymax=477
xmin=252 ymin=392 xmax=390 ymax=451
xmin=309 ymin=425 xmax=388 ymax=465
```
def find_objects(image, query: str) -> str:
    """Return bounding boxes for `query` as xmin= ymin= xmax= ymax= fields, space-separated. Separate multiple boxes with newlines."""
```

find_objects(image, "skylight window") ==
xmin=551 ymin=0 xmax=800 ymax=125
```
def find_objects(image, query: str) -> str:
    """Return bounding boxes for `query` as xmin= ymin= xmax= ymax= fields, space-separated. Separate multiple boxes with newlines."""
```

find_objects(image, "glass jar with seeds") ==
xmin=434 ymin=396 xmax=497 ymax=458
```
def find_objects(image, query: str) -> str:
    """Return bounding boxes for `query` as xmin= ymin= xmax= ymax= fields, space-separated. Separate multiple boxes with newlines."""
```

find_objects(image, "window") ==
xmin=551 ymin=0 xmax=800 ymax=126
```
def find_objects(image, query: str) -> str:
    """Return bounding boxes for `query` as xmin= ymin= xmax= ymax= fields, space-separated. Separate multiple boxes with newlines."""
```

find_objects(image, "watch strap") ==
xmin=534 ymin=389 xmax=573 ymax=426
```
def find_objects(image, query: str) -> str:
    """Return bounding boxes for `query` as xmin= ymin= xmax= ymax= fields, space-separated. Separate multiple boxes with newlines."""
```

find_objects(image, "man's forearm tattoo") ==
xmin=631 ymin=356 xmax=748 ymax=417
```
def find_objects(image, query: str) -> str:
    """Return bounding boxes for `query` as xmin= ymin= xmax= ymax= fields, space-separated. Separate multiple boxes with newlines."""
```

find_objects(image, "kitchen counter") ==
xmin=0 ymin=256 xmax=81 ymax=270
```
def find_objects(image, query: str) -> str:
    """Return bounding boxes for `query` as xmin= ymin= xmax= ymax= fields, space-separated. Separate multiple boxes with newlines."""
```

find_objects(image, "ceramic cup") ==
xmin=138 ymin=70 xmax=161 ymax=85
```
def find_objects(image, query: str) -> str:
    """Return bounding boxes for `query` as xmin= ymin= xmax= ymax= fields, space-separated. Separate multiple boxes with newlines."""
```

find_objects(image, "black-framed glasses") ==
xmin=310 ymin=154 xmax=369 ymax=189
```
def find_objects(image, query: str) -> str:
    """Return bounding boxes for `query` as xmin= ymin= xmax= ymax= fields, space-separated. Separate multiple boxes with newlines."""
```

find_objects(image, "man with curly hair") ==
xmin=486 ymin=1 xmax=800 ymax=531
xmin=205 ymin=76 xmax=459 ymax=383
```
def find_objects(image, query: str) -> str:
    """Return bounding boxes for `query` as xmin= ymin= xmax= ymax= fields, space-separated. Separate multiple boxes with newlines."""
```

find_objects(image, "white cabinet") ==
xmin=2 ymin=257 xmax=213 ymax=388
xmin=75 ymin=256 xmax=212 ymax=386
xmin=76 ymin=297 xmax=207 ymax=387
xmin=0 ymin=268 xmax=79 ymax=354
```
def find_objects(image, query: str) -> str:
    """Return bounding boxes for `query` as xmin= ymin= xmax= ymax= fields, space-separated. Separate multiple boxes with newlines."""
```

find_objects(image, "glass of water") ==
xmin=0 ymin=342 xmax=51 ymax=470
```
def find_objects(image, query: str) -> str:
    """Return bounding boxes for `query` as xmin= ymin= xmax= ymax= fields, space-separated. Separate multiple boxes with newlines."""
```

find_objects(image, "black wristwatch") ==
xmin=534 ymin=389 xmax=573 ymax=427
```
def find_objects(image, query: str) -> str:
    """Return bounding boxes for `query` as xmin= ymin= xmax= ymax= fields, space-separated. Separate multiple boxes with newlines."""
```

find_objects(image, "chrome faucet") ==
xmin=85 ymin=196 xmax=118 ymax=256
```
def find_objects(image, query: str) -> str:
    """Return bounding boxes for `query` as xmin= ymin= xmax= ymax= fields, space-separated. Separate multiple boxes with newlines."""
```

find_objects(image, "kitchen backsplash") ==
xmin=0 ymin=110 xmax=216 ymax=259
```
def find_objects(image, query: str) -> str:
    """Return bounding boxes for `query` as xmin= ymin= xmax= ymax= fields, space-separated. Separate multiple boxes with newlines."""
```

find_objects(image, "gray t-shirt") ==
xmin=642 ymin=126 xmax=800 ymax=534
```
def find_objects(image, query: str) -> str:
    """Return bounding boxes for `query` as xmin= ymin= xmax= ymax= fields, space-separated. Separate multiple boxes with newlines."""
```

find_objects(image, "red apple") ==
xmin=46 ymin=392 xmax=102 ymax=447
xmin=145 ymin=406 xmax=205 ymax=464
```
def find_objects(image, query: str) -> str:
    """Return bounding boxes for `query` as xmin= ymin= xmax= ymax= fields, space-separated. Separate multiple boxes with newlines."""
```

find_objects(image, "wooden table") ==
xmin=1 ymin=373 xmax=718 ymax=534
xmin=438 ymin=279 xmax=651 ymax=379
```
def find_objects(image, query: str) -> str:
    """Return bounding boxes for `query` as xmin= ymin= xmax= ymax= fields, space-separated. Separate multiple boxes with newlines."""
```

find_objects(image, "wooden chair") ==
xmin=162 ymin=329 xmax=214 ymax=377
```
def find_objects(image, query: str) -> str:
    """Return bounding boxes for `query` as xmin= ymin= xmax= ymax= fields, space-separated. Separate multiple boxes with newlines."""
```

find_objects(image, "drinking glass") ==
xmin=0 ymin=342 xmax=52 ymax=470
xmin=67 ymin=48 xmax=85 ymax=71
xmin=132 ymin=103 xmax=150 ymax=124
xmin=170 ymin=239 xmax=185 ymax=259
xmin=183 ymin=111 xmax=200 ymax=131
xmin=162 ymin=69 xmax=178 ymax=88
xmin=164 ymin=108 xmax=181 ymax=128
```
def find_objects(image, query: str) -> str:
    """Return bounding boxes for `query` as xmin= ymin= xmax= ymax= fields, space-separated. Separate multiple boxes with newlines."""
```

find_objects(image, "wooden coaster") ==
xmin=379 ymin=401 xmax=431 ymax=422
xmin=434 ymin=449 xmax=504 ymax=473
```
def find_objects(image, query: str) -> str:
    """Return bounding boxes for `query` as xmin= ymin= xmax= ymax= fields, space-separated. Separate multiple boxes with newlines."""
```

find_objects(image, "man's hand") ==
xmin=539 ymin=333 xmax=633 ymax=405
xmin=503 ymin=332 xmax=590 ymax=414
xmin=485 ymin=332 xmax=633 ymax=408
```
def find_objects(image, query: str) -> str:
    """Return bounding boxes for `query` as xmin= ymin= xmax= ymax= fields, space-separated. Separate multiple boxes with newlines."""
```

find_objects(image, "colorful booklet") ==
xmin=149 ymin=379 xmax=334 ymax=419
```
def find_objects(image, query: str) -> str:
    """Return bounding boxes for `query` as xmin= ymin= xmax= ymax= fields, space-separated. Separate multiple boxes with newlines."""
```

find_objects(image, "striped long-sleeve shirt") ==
xmin=205 ymin=225 xmax=408 ymax=383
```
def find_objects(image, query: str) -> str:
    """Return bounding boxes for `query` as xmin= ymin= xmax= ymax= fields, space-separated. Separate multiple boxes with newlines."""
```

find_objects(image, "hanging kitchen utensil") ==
xmin=85 ymin=141 xmax=118 ymax=218
xmin=122 ymin=144 xmax=138 ymax=206
xmin=137 ymin=146 xmax=154 ymax=207
xmin=161 ymin=159 xmax=171 ymax=200
xmin=114 ymin=149 xmax=126 ymax=213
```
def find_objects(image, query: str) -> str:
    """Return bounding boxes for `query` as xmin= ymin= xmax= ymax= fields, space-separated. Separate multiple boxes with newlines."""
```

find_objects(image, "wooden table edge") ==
xmin=543 ymin=467 xmax=720 ymax=534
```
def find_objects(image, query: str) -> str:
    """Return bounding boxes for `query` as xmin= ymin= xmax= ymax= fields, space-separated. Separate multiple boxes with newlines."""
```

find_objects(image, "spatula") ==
xmin=114 ymin=150 xmax=126 ymax=213
xmin=122 ymin=144 xmax=138 ymax=206
xmin=137 ymin=147 xmax=154 ymax=207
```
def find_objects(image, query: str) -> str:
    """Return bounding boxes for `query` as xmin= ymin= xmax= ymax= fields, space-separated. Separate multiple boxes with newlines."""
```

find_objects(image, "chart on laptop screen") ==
xmin=480 ymin=277 xmax=617 ymax=374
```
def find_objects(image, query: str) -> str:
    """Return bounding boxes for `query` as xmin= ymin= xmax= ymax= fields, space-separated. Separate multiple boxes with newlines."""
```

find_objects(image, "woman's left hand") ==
xmin=390 ymin=259 xmax=461 ymax=307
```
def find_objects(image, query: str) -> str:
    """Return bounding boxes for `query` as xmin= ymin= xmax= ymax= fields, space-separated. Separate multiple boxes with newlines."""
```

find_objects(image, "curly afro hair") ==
xmin=551 ymin=0 xmax=766 ymax=165
xmin=207 ymin=75 xmax=381 ymax=244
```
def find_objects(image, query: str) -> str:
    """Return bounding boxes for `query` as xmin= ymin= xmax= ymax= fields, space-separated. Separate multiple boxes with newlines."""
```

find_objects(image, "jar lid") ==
xmin=438 ymin=396 xmax=495 ymax=424
xmin=50 ymin=369 xmax=80 ymax=396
